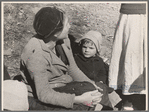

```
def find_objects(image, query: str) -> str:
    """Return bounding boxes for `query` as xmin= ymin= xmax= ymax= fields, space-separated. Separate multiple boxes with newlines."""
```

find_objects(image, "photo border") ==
xmin=1 ymin=0 xmax=148 ymax=111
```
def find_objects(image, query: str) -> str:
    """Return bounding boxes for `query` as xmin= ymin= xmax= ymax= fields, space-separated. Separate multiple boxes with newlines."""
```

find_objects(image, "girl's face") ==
xmin=57 ymin=16 xmax=70 ymax=40
xmin=82 ymin=43 xmax=97 ymax=58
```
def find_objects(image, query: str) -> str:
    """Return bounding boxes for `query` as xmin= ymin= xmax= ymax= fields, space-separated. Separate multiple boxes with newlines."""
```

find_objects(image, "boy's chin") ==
xmin=84 ymin=55 xmax=92 ymax=58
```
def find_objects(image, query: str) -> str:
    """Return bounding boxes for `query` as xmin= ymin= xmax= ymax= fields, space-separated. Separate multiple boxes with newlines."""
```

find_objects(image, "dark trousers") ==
xmin=28 ymin=81 xmax=113 ymax=110
xmin=115 ymin=89 xmax=146 ymax=110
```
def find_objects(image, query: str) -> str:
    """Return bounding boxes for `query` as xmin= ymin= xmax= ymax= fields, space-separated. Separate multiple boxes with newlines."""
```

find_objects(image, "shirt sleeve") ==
xmin=97 ymin=59 xmax=107 ymax=84
xmin=26 ymin=51 xmax=75 ymax=108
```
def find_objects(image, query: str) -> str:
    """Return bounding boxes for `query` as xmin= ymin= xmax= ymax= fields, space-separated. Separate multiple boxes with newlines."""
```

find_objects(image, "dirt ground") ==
xmin=3 ymin=3 xmax=121 ymax=78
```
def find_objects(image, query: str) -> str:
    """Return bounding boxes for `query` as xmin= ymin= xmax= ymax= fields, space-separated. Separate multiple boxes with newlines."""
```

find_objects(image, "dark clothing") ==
xmin=20 ymin=37 xmax=113 ymax=110
xmin=54 ymin=81 xmax=113 ymax=107
xmin=115 ymin=89 xmax=146 ymax=110
xmin=4 ymin=65 xmax=10 ymax=80
xmin=74 ymin=54 xmax=107 ymax=84
xmin=120 ymin=3 xmax=146 ymax=14
xmin=28 ymin=81 xmax=113 ymax=111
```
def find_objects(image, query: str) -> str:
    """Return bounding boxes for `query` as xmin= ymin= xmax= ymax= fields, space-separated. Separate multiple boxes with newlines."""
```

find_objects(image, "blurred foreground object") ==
xmin=3 ymin=80 xmax=29 ymax=111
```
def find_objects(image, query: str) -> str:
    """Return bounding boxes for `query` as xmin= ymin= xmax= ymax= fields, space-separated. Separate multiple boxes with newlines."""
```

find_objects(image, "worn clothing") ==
xmin=20 ymin=37 xmax=99 ymax=109
xmin=28 ymin=81 xmax=113 ymax=110
xmin=109 ymin=4 xmax=146 ymax=95
xmin=120 ymin=3 xmax=146 ymax=14
xmin=74 ymin=54 xmax=107 ymax=84
xmin=20 ymin=37 xmax=75 ymax=109
xmin=28 ymin=96 xmax=94 ymax=111
xmin=54 ymin=81 xmax=112 ymax=108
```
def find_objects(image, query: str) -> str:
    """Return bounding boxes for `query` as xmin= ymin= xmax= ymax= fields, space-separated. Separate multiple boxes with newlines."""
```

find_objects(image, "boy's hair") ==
xmin=80 ymin=38 xmax=99 ymax=55
xmin=80 ymin=30 xmax=102 ymax=55
xmin=80 ymin=38 xmax=95 ymax=47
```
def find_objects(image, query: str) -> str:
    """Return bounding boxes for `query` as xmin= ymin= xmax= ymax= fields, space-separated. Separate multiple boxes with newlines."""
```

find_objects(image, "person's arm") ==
xmin=27 ymin=51 xmax=102 ymax=108
xmin=26 ymin=51 xmax=75 ymax=108
xmin=97 ymin=59 xmax=107 ymax=84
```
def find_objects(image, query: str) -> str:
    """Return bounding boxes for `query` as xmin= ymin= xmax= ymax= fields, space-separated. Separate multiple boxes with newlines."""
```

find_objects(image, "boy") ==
xmin=73 ymin=30 xmax=122 ymax=110
xmin=74 ymin=30 xmax=107 ymax=84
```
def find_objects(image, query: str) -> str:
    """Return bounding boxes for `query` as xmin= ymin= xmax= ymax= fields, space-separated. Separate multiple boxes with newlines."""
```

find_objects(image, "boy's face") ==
xmin=82 ymin=43 xmax=97 ymax=58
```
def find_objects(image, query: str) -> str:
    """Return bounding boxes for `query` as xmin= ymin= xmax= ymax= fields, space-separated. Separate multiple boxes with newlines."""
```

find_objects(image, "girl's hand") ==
xmin=74 ymin=90 xmax=102 ymax=107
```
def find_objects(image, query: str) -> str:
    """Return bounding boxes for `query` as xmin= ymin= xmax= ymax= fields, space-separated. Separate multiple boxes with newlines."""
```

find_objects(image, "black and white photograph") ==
xmin=1 ymin=1 xmax=148 ymax=111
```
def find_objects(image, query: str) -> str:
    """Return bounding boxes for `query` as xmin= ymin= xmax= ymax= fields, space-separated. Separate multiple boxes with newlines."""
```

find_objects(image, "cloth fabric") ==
xmin=28 ymin=96 xmax=95 ymax=111
xmin=109 ymin=9 xmax=146 ymax=94
xmin=122 ymin=94 xmax=146 ymax=110
xmin=20 ymin=37 xmax=74 ymax=108
xmin=33 ymin=7 xmax=63 ymax=38
xmin=55 ymin=35 xmax=122 ymax=108
xmin=74 ymin=30 xmax=107 ymax=84
xmin=3 ymin=80 xmax=29 ymax=111
xmin=80 ymin=30 xmax=103 ymax=54
xmin=28 ymin=81 xmax=113 ymax=111
xmin=120 ymin=3 xmax=146 ymax=14
xmin=55 ymin=40 xmax=69 ymax=65
xmin=54 ymin=81 xmax=112 ymax=107
xmin=74 ymin=54 xmax=107 ymax=84
xmin=20 ymin=36 xmax=96 ymax=109
xmin=55 ymin=39 xmax=122 ymax=108
xmin=108 ymin=91 xmax=122 ymax=107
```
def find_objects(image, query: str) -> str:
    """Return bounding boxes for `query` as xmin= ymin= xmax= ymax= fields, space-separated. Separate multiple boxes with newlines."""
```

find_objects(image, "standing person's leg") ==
xmin=130 ymin=94 xmax=146 ymax=110
xmin=109 ymin=13 xmax=146 ymax=110
xmin=121 ymin=14 xmax=146 ymax=110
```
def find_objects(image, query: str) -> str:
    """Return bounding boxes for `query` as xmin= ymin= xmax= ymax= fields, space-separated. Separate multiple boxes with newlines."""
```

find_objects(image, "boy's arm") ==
xmin=97 ymin=59 xmax=108 ymax=84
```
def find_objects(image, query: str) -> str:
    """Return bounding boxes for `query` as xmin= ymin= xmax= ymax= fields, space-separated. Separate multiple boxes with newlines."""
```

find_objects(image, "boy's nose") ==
xmin=85 ymin=48 xmax=89 ymax=52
